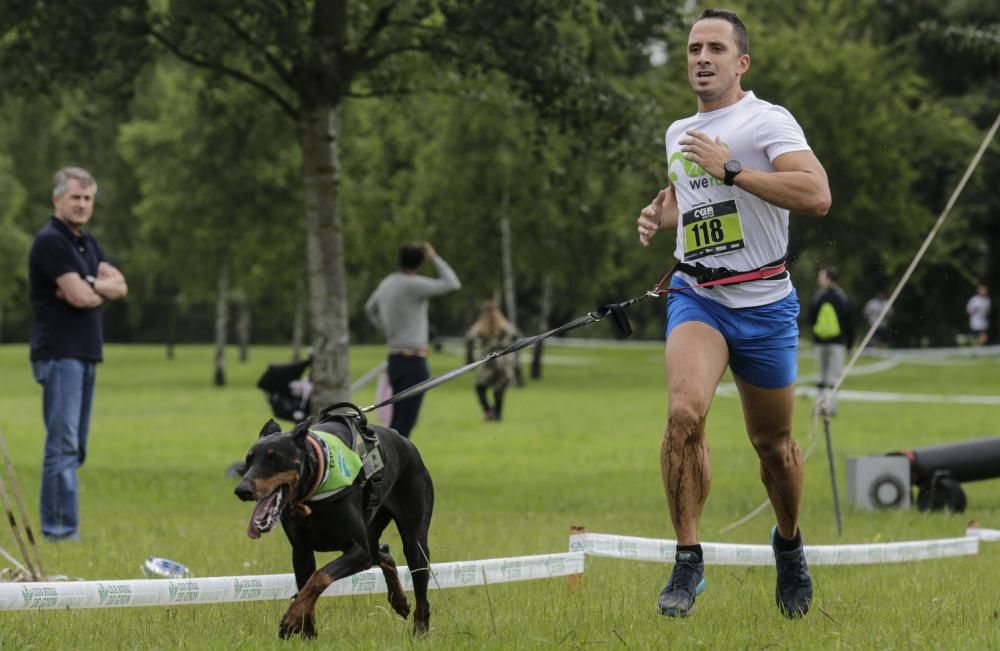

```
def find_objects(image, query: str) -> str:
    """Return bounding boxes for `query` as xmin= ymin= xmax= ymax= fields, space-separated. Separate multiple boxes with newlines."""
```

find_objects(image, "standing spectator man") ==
xmin=635 ymin=9 xmax=831 ymax=619
xmin=365 ymin=242 xmax=460 ymax=438
xmin=862 ymin=290 xmax=892 ymax=349
xmin=808 ymin=267 xmax=853 ymax=415
xmin=28 ymin=167 xmax=128 ymax=542
xmin=967 ymin=284 xmax=991 ymax=346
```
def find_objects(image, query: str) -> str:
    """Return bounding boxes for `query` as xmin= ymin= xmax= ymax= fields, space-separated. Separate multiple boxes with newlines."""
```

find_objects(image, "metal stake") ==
xmin=821 ymin=414 xmax=844 ymax=536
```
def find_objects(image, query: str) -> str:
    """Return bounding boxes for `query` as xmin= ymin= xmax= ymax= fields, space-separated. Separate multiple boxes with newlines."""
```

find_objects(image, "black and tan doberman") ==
xmin=235 ymin=410 xmax=434 ymax=639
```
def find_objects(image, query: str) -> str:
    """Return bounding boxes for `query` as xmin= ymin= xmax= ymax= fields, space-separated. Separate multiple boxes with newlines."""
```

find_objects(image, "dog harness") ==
xmin=305 ymin=429 xmax=364 ymax=501
xmin=289 ymin=404 xmax=387 ymax=518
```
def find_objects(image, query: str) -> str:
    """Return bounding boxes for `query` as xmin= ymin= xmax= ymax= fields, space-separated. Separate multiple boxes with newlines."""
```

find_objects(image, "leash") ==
xmin=358 ymin=257 xmax=787 ymax=414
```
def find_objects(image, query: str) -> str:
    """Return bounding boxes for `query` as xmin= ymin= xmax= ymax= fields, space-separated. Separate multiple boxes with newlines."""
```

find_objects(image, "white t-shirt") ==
xmin=863 ymin=297 xmax=891 ymax=326
xmin=967 ymin=295 xmax=990 ymax=331
xmin=665 ymin=92 xmax=811 ymax=308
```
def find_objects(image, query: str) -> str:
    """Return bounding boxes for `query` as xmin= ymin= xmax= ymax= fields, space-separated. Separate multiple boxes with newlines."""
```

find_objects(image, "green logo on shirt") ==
xmin=668 ymin=148 xmax=728 ymax=189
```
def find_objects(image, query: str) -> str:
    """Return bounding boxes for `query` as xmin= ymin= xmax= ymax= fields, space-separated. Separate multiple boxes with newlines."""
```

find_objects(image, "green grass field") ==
xmin=0 ymin=342 xmax=998 ymax=649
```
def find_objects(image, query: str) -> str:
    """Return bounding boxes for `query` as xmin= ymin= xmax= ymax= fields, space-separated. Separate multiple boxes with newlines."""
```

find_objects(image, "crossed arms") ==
xmin=56 ymin=261 xmax=128 ymax=309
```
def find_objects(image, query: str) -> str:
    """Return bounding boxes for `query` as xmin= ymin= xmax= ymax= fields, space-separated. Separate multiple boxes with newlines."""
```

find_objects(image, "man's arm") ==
xmin=679 ymin=131 xmax=832 ymax=216
xmin=637 ymin=186 xmax=679 ymax=247
xmin=843 ymin=296 xmax=856 ymax=348
xmin=95 ymin=261 xmax=128 ymax=300
xmin=806 ymin=292 xmax=822 ymax=326
xmin=416 ymin=243 xmax=461 ymax=296
xmin=733 ymin=150 xmax=832 ymax=216
xmin=55 ymin=273 xmax=103 ymax=309
xmin=365 ymin=288 xmax=383 ymax=329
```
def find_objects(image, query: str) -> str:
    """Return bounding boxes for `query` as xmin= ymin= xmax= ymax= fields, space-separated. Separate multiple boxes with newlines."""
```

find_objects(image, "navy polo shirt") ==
xmin=28 ymin=217 xmax=108 ymax=362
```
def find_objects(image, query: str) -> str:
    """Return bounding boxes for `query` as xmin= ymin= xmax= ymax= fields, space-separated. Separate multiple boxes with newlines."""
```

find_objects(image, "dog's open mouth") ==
xmin=247 ymin=486 xmax=287 ymax=539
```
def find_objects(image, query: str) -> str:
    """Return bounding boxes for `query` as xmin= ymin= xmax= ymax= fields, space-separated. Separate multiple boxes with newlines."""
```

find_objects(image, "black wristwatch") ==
xmin=723 ymin=159 xmax=743 ymax=186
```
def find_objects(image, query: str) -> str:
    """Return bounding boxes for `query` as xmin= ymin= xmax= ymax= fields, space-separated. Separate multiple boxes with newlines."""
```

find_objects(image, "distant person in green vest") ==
xmin=807 ymin=267 xmax=853 ymax=416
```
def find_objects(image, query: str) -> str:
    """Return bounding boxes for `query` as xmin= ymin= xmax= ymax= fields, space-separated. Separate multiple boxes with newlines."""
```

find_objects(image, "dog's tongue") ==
xmin=247 ymin=491 xmax=280 ymax=539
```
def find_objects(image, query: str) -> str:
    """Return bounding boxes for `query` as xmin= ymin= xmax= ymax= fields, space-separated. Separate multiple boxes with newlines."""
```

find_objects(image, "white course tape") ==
xmin=0 ymin=552 xmax=583 ymax=611
xmin=570 ymin=533 xmax=978 ymax=566
xmin=714 ymin=382 xmax=1000 ymax=406
xmin=967 ymin=527 xmax=1000 ymax=541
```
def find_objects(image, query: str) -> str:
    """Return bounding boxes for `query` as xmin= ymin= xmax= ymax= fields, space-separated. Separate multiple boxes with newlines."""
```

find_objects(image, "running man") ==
xmin=636 ymin=9 xmax=831 ymax=618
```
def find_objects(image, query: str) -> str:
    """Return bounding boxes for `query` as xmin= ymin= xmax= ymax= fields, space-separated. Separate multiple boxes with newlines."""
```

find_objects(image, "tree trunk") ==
xmin=500 ymin=182 xmax=517 ymax=327
xmin=291 ymin=275 xmax=305 ymax=361
xmin=165 ymin=291 xmax=177 ymax=360
xmin=301 ymin=104 xmax=350 ymax=413
xmin=213 ymin=260 xmax=230 ymax=387
xmin=235 ymin=290 xmax=251 ymax=363
xmin=499 ymin=178 xmax=524 ymax=387
xmin=531 ymin=273 xmax=553 ymax=380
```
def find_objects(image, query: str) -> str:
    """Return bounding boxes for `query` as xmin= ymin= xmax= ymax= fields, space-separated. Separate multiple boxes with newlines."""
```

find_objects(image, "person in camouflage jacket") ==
xmin=465 ymin=301 xmax=519 ymax=421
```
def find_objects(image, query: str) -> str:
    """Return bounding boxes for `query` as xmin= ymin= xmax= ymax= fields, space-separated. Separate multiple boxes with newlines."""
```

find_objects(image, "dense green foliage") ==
xmin=0 ymin=0 xmax=996 ymax=354
xmin=0 ymin=343 xmax=998 ymax=648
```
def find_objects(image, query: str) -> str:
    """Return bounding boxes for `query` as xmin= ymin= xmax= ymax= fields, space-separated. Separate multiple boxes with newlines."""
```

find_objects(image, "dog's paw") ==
xmin=412 ymin=602 xmax=430 ymax=636
xmin=302 ymin=612 xmax=317 ymax=639
xmin=278 ymin=610 xmax=316 ymax=640
xmin=387 ymin=592 xmax=410 ymax=619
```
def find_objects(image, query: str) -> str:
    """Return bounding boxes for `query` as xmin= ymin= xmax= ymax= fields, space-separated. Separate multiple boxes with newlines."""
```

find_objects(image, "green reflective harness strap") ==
xmin=307 ymin=429 xmax=363 ymax=501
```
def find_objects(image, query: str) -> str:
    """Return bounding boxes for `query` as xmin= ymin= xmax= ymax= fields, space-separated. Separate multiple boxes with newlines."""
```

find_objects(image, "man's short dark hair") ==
xmin=821 ymin=267 xmax=839 ymax=283
xmin=697 ymin=9 xmax=749 ymax=56
xmin=399 ymin=243 xmax=425 ymax=270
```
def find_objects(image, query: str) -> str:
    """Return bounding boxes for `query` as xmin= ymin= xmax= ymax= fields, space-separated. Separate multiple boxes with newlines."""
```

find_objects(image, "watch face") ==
xmin=725 ymin=160 xmax=741 ymax=174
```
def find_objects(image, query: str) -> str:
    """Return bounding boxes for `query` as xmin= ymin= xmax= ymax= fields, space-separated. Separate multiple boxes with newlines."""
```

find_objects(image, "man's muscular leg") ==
xmin=734 ymin=374 xmax=813 ymax=617
xmin=733 ymin=376 xmax=802 ymax=538
xmin=663 ymin=322 xmax=729 ymax=544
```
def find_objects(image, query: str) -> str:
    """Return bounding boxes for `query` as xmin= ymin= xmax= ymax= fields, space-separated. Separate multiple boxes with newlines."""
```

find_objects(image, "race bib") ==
xmin=681 ymin=200 xmax=745 ymax=260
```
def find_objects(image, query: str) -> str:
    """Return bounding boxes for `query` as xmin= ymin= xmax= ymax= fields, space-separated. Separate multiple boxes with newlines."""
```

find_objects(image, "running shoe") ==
xmin=657 ymin=550 xmax=707 ymax=617
xmin=771 ymin=526 xmax=813 ymax=618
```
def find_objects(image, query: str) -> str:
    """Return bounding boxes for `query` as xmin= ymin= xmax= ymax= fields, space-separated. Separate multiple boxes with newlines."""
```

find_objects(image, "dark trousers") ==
xmin=475 ymin=385 xmax=505 ymax=420
xmin=387 ymin=353 xmax=430 ymax=438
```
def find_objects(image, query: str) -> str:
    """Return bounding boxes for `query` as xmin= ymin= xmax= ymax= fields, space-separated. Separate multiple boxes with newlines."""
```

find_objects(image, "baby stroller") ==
xmin=257 ymin=357 xmax=313 ymax=423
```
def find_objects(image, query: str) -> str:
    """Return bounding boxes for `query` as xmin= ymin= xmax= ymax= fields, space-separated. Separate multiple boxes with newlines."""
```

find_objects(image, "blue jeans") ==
xmin=32 ymin=358 xmax=96 ymax=540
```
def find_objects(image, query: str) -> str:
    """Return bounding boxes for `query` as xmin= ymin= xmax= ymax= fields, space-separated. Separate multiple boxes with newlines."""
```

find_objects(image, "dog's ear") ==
xmin=258 ymin=419 xmax=283 ymax=439
xmin=290 ymin=419 xmax=312 ymax=440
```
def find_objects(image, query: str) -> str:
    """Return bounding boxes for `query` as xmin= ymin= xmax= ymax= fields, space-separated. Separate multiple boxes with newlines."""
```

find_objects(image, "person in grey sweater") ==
xmin=365 ymin=242 xmax=461 ymax=437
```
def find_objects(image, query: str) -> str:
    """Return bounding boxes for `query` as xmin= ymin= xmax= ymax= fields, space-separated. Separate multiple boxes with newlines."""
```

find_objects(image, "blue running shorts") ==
xmin=664 ymin=276 xmax=800 ymax=389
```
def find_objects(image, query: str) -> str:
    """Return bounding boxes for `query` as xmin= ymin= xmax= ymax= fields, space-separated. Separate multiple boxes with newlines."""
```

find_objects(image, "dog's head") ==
xmin=234 ymin=419 xmax=310 ymax=539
